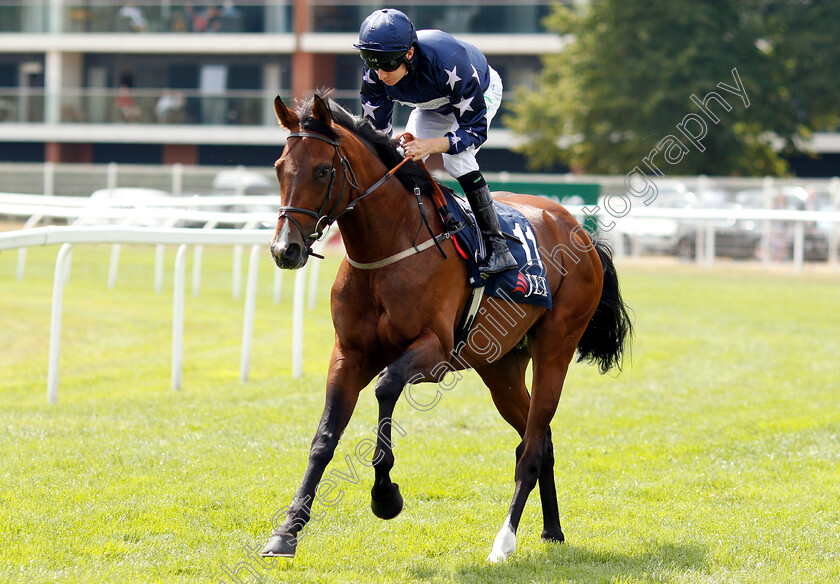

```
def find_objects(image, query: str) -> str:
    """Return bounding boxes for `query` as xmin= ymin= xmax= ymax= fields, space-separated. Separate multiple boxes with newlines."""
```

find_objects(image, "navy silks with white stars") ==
xmin=360 ymin=29 xmax=491 ymax=155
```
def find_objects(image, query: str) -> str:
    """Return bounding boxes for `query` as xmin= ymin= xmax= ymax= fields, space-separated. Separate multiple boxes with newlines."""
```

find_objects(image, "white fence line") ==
xmin=1 ymin=161 xmax=838 ymax=199
xmin=0 ymin=225 xmax=338 ymax=404
xmin=3 ymin=185 xmax=840 ymax=403
xmin=601 ymin=206 xmax=840 ymax=272
xmin=0 ymin=198 xmax=277 ymax=293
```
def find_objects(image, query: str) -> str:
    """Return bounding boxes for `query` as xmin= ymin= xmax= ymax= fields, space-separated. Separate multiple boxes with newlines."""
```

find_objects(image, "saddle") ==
xmin=432 ymin=184 xmax=552 ymax=310
xmin=395 ymin=140 xmax=552 ymax=311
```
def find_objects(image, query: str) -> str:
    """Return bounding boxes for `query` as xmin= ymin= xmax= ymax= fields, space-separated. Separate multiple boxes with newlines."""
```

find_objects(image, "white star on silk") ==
xmin=453 ymin=96 xmax=474 ymax=117
xmin=444 ymin=66 xmax=461 ymax=91
xmin=362 ymin=69 xmax=375 ymax=85
xmin=471 ymin=65 xmax=481 ymax=82
xmin=449 ymin=134 xmax=462 ymax=148
xmin=361 ymin=100 xmax=379 ymax=119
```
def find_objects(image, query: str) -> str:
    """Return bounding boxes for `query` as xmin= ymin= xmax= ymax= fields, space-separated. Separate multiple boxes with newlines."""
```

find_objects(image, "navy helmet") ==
xmin=354 ymin=9 xmax=417 ymax=71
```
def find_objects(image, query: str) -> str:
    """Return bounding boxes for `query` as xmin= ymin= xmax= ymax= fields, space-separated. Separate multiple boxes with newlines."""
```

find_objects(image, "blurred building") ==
xmin=0 ymin=1 xmax=562 ymax=169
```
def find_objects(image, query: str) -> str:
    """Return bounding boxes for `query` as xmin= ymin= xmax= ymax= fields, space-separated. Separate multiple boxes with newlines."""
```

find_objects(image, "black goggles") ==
xmin=360 ymin=51 xmax=406 ymax=72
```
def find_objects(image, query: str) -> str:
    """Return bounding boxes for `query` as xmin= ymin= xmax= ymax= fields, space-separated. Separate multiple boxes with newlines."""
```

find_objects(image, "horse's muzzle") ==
xmin=270 ymin=239 xmax=308 ymax=270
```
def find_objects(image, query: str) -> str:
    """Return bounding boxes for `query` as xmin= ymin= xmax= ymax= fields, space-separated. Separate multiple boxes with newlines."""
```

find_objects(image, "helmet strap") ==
xmin=403 ymin=45 xmax=417 ymax=73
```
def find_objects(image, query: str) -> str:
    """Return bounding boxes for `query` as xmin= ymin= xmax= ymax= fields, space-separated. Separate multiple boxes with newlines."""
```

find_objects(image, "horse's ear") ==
xmin=312 ymin=94 xmax=333 ymax=126
xmin=274 ymin=95 xmax=299 ymax=130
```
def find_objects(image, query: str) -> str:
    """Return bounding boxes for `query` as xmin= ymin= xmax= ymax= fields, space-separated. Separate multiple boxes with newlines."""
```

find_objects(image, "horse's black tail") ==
xmin=576 ymin=239 xmax=633 ymax=374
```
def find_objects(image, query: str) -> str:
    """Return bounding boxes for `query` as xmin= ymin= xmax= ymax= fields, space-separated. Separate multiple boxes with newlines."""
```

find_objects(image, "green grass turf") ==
xmin=1 ymin=244 xmax=839 ymax=583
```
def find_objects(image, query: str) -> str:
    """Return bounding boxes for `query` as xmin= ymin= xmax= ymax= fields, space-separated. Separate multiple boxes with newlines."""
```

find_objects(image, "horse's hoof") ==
xmin=260 ymin=533 xmax=297 ymax=558
xmin=487 ymin=524 xmax=517 ymax=563
xmin=371 ymin=482 xmax=403 ymax=520
xmin=541 ymin=527 xmax=565 ymax=543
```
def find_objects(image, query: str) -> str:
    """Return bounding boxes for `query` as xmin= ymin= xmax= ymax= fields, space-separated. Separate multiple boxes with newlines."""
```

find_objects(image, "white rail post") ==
xmin=47 ymin=243 xmax=74 ymax=404
xmin=696 ymin=175 xmax=708 ymax=266
xmin=792 ymin=220 xmax=804 ymax=273
xmin=192 ymin=245 xmax=204 ymax=297
xmin=306 ymin=228 xmax=336 ymax=309
xmin=106 ymin=162 xmax=118 ymax=191
xmin=16 ymin=214 xmax=43 ymax=281
xmin=235 ymin=165 xmax=246 ymax=197
xmin=192 ymin=220 xmax=218 ymax=297
xmin=107 ymin=244 xmax=122 ymax=289
xmin=307 ymin=253 xmax=320 ymax=310
xmin=232 ymin=245 xmax=243 ymax=300
xmin=233 ymin=220 xmax=260 ymax=300
xmin=761 ymin=176 xmax=774 ymax=267
xmin=172 ymin=244 xmax=188 ymax=391
xmin=829 ymin=176 xmax=839 ymax=270
xmin=240 ymin=244 xmax=261 ymax=382
xmin=153 ymin=217 xmax=180 ymax=293
xmin=43 ymin=161 xmax=55 ymax=198
xmin=630 ymin=234 xmax=640 ymax=261
xmin=154 ymin=244 xmax=166 ymax=294
xmin=613 ymin=228 xmax=625 ymax=262
xmin=704 ymin=219 xmax=715 ymax=268
xmin=107 ymin=212 xmax=140 ymax=290
xmin=171 ymin=163 xmax=183 ymax=197
xmin=272 ymin=268 xmax=284 ymax=305
xmin=292 ymin=263 xmax=308 ymax=379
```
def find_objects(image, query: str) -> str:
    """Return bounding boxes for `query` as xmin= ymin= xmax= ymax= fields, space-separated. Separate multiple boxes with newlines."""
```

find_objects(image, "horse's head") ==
xmin=270 ymin=94 xmax=355 ymax=270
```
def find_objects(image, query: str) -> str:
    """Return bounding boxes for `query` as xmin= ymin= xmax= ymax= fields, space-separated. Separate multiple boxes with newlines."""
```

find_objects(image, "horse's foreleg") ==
xmin=370 ymin=331 xmax=446 ymax=520
xmin=261 ymin=355 xmax=373 ymax=558
xmin=261 ymin=388 xmax=357 ymax=557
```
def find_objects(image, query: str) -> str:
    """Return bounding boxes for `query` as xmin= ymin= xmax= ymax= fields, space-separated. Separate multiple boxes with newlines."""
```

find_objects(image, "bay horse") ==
xmin=263 ymin=94 xmax=632 ymax=562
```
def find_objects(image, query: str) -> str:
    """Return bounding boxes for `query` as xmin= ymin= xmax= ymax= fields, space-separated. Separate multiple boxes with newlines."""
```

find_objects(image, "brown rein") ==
xmin=278 ymin=130 xmax=454 ymax=268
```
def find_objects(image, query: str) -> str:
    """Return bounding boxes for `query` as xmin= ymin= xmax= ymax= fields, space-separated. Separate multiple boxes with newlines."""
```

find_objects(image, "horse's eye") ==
xmin=317 ymin=167 xmax=330 ymax=179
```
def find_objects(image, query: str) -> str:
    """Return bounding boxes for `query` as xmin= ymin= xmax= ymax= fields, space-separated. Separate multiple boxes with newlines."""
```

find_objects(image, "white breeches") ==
xmin=404 ymin=66 xmax=503 ymax=179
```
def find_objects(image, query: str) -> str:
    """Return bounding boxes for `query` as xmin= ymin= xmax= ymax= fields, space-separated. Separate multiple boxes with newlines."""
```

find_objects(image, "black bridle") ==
xmin=276 ymin=131 xmax=410 ymax=257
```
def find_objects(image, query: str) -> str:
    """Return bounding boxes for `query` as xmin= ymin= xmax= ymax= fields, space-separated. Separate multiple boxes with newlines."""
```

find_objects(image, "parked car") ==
xmin=83 ymin=187 xmax=175 ymax=227
xmin=211 ymin=169 xmax=275 ymax=197
xmin=812 ymin=189 xmax=839 ymax=257
xmin=675 ymin=190 xmax=761 ymax=260
xmin=603 ymin=183 xmax=694 ymax=255
xmin=181 ymin=169 xmax=277 ymax=226
xmin=734 ymin=187 xmax=829 ymax=262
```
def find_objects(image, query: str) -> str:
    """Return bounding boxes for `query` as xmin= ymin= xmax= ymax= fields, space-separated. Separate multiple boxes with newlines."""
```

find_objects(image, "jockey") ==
xmin=354 ymin=8 xmax=517 ymax=276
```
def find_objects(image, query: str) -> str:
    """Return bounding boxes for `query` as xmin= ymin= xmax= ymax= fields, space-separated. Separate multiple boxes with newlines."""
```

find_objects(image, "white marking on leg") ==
xmin=487 ymin=514 xmax=516 ymax=563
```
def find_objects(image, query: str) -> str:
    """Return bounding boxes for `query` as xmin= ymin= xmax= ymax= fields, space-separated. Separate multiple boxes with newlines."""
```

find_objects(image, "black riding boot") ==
xmin=465 ymin=184 xmax=518 ymax=276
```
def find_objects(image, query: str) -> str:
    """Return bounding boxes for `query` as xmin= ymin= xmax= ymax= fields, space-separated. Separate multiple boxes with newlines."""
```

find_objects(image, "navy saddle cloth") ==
xmin=440 ymin=187 xmax=552 ymax=311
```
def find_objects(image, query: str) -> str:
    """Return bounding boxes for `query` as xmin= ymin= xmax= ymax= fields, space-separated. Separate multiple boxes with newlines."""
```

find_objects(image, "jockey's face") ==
xmin=376 ymin=47 xmax=414 ymax=86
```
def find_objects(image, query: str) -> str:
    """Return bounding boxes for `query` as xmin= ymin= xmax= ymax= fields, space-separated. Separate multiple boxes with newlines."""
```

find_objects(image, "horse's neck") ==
xmin=337 ymin=176 xmax=425 ymax=265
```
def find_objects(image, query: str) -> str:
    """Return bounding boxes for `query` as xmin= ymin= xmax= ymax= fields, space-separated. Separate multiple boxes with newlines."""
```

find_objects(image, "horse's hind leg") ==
xmin=486 ymin=334 xmax=578 ymax=562
xmin=475 ymin=346 xmax=530 ymax=434
xmin=538 ymin=426 xmax=564 ymax=543
xmin=477 ymin=346 xmax=564 ymax=561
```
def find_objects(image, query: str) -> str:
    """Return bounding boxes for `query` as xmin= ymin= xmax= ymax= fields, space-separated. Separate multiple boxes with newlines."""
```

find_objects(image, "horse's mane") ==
xmin=295 ymin=94 xmax=437 ymax=197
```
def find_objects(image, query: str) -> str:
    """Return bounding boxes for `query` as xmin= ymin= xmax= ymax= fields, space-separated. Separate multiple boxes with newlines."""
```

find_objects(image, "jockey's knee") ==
xmin=442 ymin=151 xmax=479 ymax=180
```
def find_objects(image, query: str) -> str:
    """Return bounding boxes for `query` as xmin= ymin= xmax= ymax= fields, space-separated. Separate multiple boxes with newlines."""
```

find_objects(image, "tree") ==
xmin=506 ymin=0 xmax=803 ymax=176
xmin=763 ymin=0 xmax=840 ymax=138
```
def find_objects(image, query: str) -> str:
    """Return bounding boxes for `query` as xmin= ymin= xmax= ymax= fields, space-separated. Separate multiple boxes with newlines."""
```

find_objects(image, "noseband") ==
xmin=276 ymin=131 xmax=411 ymax=256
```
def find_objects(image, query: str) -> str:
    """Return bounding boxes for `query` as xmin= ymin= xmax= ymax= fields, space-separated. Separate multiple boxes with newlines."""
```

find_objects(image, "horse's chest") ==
xmin=332 ymin=296 xmax=411 ymax=352
xmin=374 ymin=309 xmax=419 ymax=350
xmin=333 ymin=271 xmax=442 ymax=359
